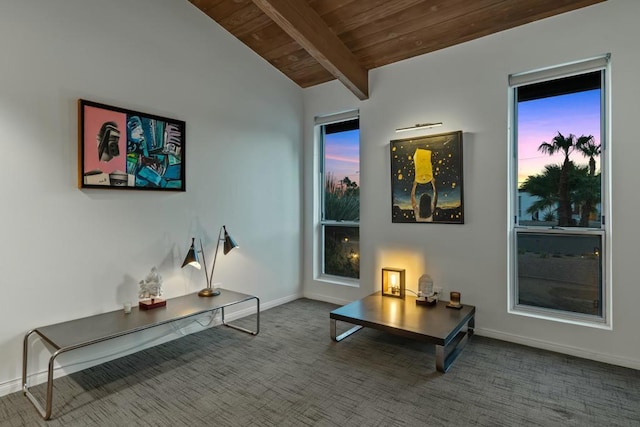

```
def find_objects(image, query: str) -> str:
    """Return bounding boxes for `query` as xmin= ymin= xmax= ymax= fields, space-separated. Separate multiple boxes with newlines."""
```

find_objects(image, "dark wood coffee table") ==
xmin=330 ymin=292 xmax=475 ymax=372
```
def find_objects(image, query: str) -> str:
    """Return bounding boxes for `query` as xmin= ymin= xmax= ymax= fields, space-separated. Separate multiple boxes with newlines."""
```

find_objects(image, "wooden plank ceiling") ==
xmin=189 ymin=0 xmax=605 ymax=99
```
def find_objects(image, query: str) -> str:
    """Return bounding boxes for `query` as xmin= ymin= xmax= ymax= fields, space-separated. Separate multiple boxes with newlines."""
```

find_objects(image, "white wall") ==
xmin=303 ymin=0 xmax=640 ymax=370
xmin=0 ymin=0 xmax=303 ymax=395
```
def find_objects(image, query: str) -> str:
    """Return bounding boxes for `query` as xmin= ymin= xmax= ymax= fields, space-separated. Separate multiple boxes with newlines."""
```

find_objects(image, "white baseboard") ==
xmin=301 ymin=292 xmax=350 ymax=306
xmin=0 ymin=378 xmax=21 ymax=398
xmin=1 ymin=292 xmax=302 ymax=398
xmin=475 ymin=327 xmax=640 ymax=370
xmin=260 ymin=292 xmax=303 ymax=311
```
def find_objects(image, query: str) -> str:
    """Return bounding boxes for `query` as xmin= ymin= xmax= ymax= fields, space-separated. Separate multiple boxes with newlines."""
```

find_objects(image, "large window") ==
xmin=508 ymin=56 xmax=610 ymax=326
xmin=316 ymin=112 xmax=360 ymax=282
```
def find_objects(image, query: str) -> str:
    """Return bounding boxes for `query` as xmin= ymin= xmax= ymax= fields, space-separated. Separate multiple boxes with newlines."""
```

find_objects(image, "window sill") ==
xmin=508 ymin=305 xmax=611 ymax=330
xmin=315 ymin=274 xmax=360 ymax=288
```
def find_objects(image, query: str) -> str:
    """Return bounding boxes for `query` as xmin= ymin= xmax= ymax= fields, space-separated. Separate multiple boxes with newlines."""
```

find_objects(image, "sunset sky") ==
xmin=517 ymin=89 xmax=601 ymax=186
xmin=324 ymin=129 xmax=360 ymax=185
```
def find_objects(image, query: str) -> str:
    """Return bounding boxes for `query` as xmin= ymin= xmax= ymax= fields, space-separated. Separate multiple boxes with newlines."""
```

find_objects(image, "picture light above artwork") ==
xmin=395 ymin=122 xmax=443 ymax=133
xmin=78 ymin=99 xmax=186 ymax=191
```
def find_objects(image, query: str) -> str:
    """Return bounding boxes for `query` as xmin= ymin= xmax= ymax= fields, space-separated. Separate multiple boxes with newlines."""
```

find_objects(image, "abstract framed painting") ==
xmin=78 ymin=99 xmax=186 ymax=191
xmin=390 ymin=130 xmax=464 ymax=224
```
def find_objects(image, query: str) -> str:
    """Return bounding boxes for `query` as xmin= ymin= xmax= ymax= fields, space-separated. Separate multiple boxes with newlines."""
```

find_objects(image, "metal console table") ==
xmin=23 ymin=288 xmax=259 ymax=420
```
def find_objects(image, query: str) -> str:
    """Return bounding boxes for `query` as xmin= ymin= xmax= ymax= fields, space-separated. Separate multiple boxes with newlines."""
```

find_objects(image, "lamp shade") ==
xmin=222 ymin=226 xmax=238 ymax=255
xmin=181 ymin=238 xmax=201 ymax=269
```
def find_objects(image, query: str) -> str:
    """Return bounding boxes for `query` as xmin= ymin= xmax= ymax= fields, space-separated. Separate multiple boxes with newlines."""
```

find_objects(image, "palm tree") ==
xmin=576 ymin=136 xmax=599 ymax=175
xmin=538 ymin=132 xmax=577 ymax=226
xmin=521 ymin=162 xmax=593 ymax=225
xmin=341 ymin=176 xmax=358 ymax=190
xmin=520 ymin=164 xmax=561 ymax=220
xmin=576 ymin=136 xmax=600 ymax=226
xmin=572 ymin=171 xmax=601 ymax=226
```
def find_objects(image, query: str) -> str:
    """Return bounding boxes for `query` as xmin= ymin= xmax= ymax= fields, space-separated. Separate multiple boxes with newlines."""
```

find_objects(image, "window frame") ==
xmin=315 ymin=110 xmax=360 ymax=285
xmin=507 ymin=55 xmax=612 ymax=328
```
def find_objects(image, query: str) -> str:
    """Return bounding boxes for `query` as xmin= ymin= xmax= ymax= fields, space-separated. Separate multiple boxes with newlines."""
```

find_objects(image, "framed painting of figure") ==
xmin=390 ymin=131 xmax=463 ymax=224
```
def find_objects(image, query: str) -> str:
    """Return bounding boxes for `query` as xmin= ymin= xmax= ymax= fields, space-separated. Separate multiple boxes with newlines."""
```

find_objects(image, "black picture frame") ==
xmin=390 ymin=130 xmax=464 ymax=224
xmin=78 ymin=99 xmax=186 ymax=191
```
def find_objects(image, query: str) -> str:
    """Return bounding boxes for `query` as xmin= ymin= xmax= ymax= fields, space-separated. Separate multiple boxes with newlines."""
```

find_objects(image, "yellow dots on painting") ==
xmin=398 ymin=173 xmax=404 ymax=180
xmin=438 ymin=159 xmax=443 ymax=164
xmin=451 ymin=182 xmax=457 ymax=188
xmin=392 ymin=146 xmax=397 ymax=152
xmin=448 ymin=153 xmax=452 ymax=158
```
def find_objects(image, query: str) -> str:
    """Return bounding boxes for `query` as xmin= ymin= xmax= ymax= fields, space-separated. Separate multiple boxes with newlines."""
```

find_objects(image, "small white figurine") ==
xmin=139 ymin=266 xmax=163 ymax=300
xmin=418 ymin=274 xmax=438 ymax=303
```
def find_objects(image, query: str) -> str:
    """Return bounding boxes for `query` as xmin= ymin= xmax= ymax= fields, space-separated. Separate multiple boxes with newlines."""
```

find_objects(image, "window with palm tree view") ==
xmin=510 ymin=58 xmax=609 ymax=325
xmin=319 ymin=116 xmax=359 ymax=280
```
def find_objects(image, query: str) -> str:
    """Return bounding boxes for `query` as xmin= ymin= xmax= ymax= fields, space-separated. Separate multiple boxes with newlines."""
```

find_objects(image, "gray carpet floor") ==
xmin=1 ymin=298 xmax=639 ymax=426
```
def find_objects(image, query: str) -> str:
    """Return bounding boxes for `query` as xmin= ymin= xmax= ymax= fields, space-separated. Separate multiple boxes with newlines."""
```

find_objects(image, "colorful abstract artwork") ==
xmin=390 ymin=131 xmax=463 ymax=224
xmin=79 ymin=99 xmax=185 ymax=191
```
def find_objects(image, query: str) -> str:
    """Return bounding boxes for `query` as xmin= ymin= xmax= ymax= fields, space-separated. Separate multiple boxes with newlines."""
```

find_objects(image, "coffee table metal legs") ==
xmin=331 ymin=314 xmax=475 ymax=373
xmin=330 ymin=318 xmax=363 ymax=342
xmin=435 ymin=316 xmax=475 ymax=372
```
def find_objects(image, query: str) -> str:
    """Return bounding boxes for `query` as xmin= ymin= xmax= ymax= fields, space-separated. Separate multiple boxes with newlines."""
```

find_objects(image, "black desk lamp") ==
xmin=182 ymin=225 xmax=238 ymax=297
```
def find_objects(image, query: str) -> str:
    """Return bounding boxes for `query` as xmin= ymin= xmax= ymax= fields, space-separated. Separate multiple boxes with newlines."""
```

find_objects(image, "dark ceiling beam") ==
xmin=251 ymin=0 xmax=369 ymax=100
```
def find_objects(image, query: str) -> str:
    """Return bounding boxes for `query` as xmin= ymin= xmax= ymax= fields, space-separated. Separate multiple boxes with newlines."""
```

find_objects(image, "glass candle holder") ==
xmin=450 ymin=292 xmax=461 ymax=306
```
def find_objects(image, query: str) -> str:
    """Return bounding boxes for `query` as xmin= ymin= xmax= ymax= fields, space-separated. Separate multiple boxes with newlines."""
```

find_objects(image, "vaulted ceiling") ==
xmin=189 ymin=0 xmax=605 ymax=99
